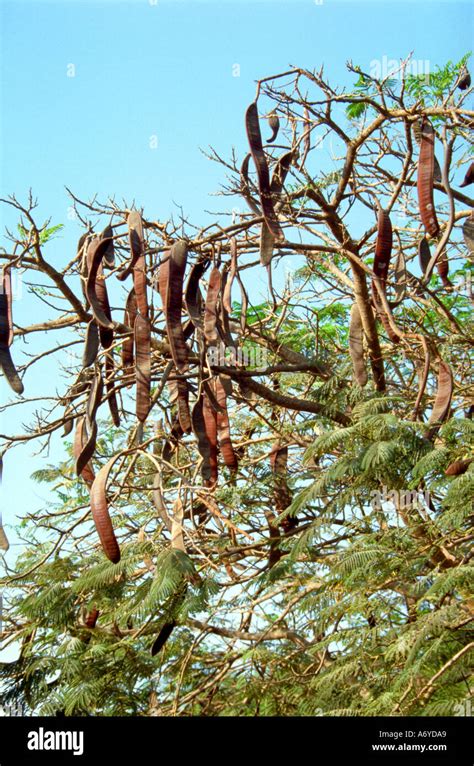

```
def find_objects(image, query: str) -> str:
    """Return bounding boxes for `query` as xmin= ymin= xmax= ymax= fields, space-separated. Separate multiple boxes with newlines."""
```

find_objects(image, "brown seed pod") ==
xmin=445 ymin=458 xmax=472 ymax=476
xmin=128 ymin=212 xmax=148 ymax=317
xmin=426 ymin=360 xmax=453 ymax=440
xmin=117 ymin=211 xmax=144 ymax=282
xmin=418 ymin=237 xmax=431 ymax=275
xmin=349 ymin=303 xmax=368 ymax=387
xmin=105 ymin=353 xmax=120 ymax=427
xmin=389 ymin=248 xmax=407 ymax=307
xmin=223 ymin=239 xmax=238 ymax=315
xmin=86 ymin=371 xmax=104 ymax=426
xmin=267 ymin=112 xmax=280 ymax=143
xmin=185 ymin=258 xmax=208 ymax=331
xmin=372 ymin=208 xmax=392 ymax=296
xmin=135 ymin=314 xmax=151 ymax=423
xmin=204 ymin=266 xmax=222 ymax=344
xmin=0 ymin=267 xmax=23 ymax=394
xmin=462 ymin=211 xmax=474 ymax=259
xmin=122 ymin=288 xmax=137 ymax=379
xmin=86 ymin=237 xmax=116 ymax=333
xmin=192 ymin=395 xmax=217 ymax=487
xmin=457 ymin=65 xmax=471 ymax=91
xmin=84 ymin=608 xmax=100 ymax=628
xmin=459 ymin=161 xmax=474 ymax=188
xmin=82 ymin=320 xmax=100 ymax=368
xmin=260 ymin=151 xmax=294 ymax=265
xmin=215 ymin=376 xmax=238 ymax=471
xmin=436 ymin=248 xmax=452 ymax=288
xmin=411 ymin=337 xmax=430 ymax=421
xmin=245 ymin=102 xmax=283 ymax=241
xmin=151 ymin=621 xmax=176 ymax=656
xmin=74 ymin=416 xmax=96 ymax=486
xmin=417 ymin=118 xmax=440 ymax=238
xmin=166 ymin=242 xmax=189 ymax=374
xmin=101 ymin=225 xmax=115 ymax=269
xmin=89 ymin=455 xmax=122 ymax=563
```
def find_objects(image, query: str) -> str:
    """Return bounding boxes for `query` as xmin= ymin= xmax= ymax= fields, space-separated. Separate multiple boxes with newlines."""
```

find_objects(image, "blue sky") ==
xmin=0 ymin=0 xmax=472 ymax=584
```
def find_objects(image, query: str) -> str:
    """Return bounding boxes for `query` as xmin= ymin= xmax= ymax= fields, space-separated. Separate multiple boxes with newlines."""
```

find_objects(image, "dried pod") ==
xmin=185 ymin=258 xmax=207 ymax=331
xmin=445 ymin=458 xmax=472 ymax=476
xmin=458 ymin=65 xmax=471 ymax=91
xmin=82 ymin=321 xmax=100 ymax=368
xmin=135 ymin=314 xmax=151 ymax=423
xmin=215 ymin=377 xmax=238 ymax=472
xmin=192 ymin=395 xmax=217 ymax=487
xmin=101 ymin=225 xmax=115 ymax=269
xmin=166 ymin=242 xmax=189 ymax=373
xmin=74 ymin=416 xmax=96 ymax=486
xmin=372 ymin=208 xmax=392 ymax=297
xmin=86 ymin=371 xmax=103 ymax=426
xmin=202 ymin=392 xmax=218 ymax=486
xmin=411 ymin=338 xmax=430 ymax=421
xmin=204 ymin=267 xmax=222 ymax=344
xmin=0 ymin=267 xmax=23 ymax=394
xmin=223 ymin=238 xmax=238 ymax=314
xmin=86 ymin=237 xmax=115 ymax=333
xmin=151 ymin=621 xmax=176 ymax=656
xmin=122 ymin=289 xmax=137 ymax=379
xmin=459 ymin=161 xmax=474 ymax=188
xmin=267 ymin=112 xmax=280 ymax=143
xmin=389 ymin=248 xmax=407 ymax=307
xmin=89 ymin=456 xmax=121 ymax=563
xmin=417 ymin=118 xmax=440 ymax=238
xmin=436 ymin=248 xmax=452 ymax=288
xmin=462 ymin=212 xmax=474 ymax=259
xmin=117 ymin=211 xmax=144 ymax=282
xmin=245 ymin=102 xmax=283 ymax=241
xmin=128 ymin=212 xmax=148 ymax=317
xmin=260 ymin=151 xmax=293 ymax=265
xmin=84 ymin=608 xmax=100 ymax=628
xmin=349 ymin=303 xmax=368 ymax=387
xmin=418 ymin=237 xmax=431 ymax=275
xmin=426 ymin=361 xmax=453 ymax=440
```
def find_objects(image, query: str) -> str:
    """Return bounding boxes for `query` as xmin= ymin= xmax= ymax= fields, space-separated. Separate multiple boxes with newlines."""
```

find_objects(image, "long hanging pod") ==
xmin=204 ymin=266 xmax=222 ymax=344
xmin=166 ymin=242 xmax=188 ymax=373
xmin=417 ymin=118 xmax=440 ymax=238
xmin=426 ymin=361 xmax=453 ymax=440
xmin=260 ymin=151 xmax=293 ymax=266
xmin=122 ymin=288 xmax=137 ymax=381
xmin=371 ymin=209 xmax=400 ymax=343
xmin=0 ymin=267 xmax=23 ymax=394
xmin=214 ymin=376 xmax=238 ymax=472
xmin=348 ymin=303 xmax=368 ymax=386
xmin=73 ymin=416 xmax=96 ymax=486
xmin=89 ymin=456 xmax=122 ymax=563
xmin=245 ymin=102 xmax=283 ymax=241
xmin=135 ymin=313 xmax=151 ymax=423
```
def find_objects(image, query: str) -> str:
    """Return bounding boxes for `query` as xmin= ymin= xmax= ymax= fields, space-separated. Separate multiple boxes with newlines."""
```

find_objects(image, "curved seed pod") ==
xmin=176 ymin=378 xmax=191 ymax=434
xmin=260 ymin=151 xmax=294 ymax=265
xmin=418 ymin=237 xmax=431 ymax=275
xmin=445 ymin=458 xmax=472 ymax=476
xmin=185 ymin=258 xmax=208 ymax=331
xmin=417 ymin=118 xmax=440 ymax=238
xmin=459 ymin=161 xmax=474 ymax=188
xmin=349 ymin=303 xmax=368 ymax=386
xmin=151 ymin=621 xmax=176 ymax=656
xmin=202 ymin=392 xmax=218 ymax=486
xmin=267 ymin=112 xmax=280 ymax=143
xmin=389 ymin=248 xmax=407 ymax=307
xmin=458 ymin=65 xmax=471 ymax=90
xmin=426 ymin=361 xmax=453 ymax=440
xmin=215 ymin=376 xmax=238 ymax=471
xmin=135 ymin=314 xmax=151 ymax=423
xmin=84 ymin=608 xmax=100 ymax=628
xmin=411 ymin=337 xmax=430 ymax=421
xmin=0 ymin=267 xmax=23 ymax=394
xmin=74 ymin=416 xmax=97 ymax=484
xmin=223 ymin=239 xmax=237 ymax=314
xmin=192 ymin=396 xmax=217 ymax=487
xmin=101 ymin=225 xmax=115 ymax=269
xmin=127 ymin=212 xmax=148 ymax=317
xmin=86 ymin=237 xmax=116 ymax=332
xmin=89 ymin=456 xmax=121 ymax=563
xmin=0 ymin=523 xmax=9 ymax=552
xmin=152 ymin=473 xmax=172 ymax=531
xmin=171 ymin=497 xmax=185 ymax=551
xmin=239 ymin=152 xmax=261 ymax=215
xmin=86 ymin=371 xmax=103 ymax=426
xmin=117 ymin=211 xmax=143 ymax=282
xmin=122 ymin=288 xmax=137 ymax=379
xmin=433 ymin=156 xmax=442 ymax=184
xmin=62 ymin=412 xmax=74 ymax=437
xmin=204 ymin=267 xmax=222 ymax=344
xmin=245 ymin=102 xmax=283 ymax=241
xmin=166 ymin=242 xmax=188 ymax=373
xmin=372 ymin=208 xmax=392 ymax=297
xmin=105 ymin=353 xmax=120 ymax=427
xmin=82 ymin=321 xmax=100 ymax=368
xmin=436 ymin=248 xmax=452 ymax=288
xmin=162 ymin=416 xmax=184 ymax=466
xmin=462 ymin=212 xmax=474 ymax=259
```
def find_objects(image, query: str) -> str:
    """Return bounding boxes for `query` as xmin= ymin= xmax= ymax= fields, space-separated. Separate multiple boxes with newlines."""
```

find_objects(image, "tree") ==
xmin=0 ymin=55 xmax=472 ymax=717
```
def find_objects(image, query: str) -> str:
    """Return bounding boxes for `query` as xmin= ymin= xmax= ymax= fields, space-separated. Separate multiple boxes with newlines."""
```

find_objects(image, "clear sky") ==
xmin=0 ymin=0 xmax=472 ymax=589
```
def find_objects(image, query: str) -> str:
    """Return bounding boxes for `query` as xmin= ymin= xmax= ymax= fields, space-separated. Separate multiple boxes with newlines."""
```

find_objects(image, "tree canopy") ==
xmin=0 ymin=55 xmax=473 ymax=717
